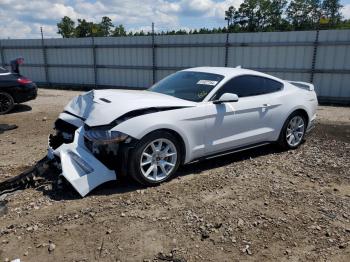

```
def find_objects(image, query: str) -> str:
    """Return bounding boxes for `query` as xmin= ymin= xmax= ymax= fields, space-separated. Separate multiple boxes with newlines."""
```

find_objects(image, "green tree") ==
xmin=75 ymin=19 xmax=93 ymax=37
xmin=57 ymin=16 xmax=75 ymax=38
xmin=236 ymin=0 xmax=272 ymax=32
xmin=267 ymin=0 xmax=288 ymax=30
xmin=225 ymin=6 xmax=237 ymax=26
xmin=322 ymin=0 xmax=343 ymax=26
xmin=175 ymin=29 xmax=188 ymax=35
xmin=310 ymin=0 xmax=322 ymax=25
xmin=112 ymin=24 xmax=127 ymax=37
xmin=287 ymin=0 xmax=321 ymax=30
xmin=134 ymin=30 xmax=146 ymax=36
xmin=90 ymin=23 xmax=102 ymax=37
xmin=99 ymin=16 xmax=114 ymax=36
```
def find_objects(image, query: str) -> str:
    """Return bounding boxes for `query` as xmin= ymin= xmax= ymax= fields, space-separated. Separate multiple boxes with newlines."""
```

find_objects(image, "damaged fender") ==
xmin=48 ymin=127 xmax=116 ymax=197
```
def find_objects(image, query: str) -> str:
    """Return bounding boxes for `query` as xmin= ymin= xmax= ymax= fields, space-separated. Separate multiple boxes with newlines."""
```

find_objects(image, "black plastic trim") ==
xmin=63 ymin=110 xmax=86 ymax=121
xmin=189 ymin=142 xmax=271 ymax=164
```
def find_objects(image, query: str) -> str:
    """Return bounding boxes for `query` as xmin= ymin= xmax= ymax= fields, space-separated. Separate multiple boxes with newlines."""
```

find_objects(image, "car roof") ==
xmin=183 ymin=66 xmax=282 ymax=82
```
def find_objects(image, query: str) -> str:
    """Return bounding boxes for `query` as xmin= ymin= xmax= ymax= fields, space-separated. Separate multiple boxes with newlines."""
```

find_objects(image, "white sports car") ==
xmin=48 ymin=67 xmax=318 ymax=197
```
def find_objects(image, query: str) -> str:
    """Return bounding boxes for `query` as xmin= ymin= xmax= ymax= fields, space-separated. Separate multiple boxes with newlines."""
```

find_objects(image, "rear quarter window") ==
xmin=263 ymin=78 xmax=283 ymax=93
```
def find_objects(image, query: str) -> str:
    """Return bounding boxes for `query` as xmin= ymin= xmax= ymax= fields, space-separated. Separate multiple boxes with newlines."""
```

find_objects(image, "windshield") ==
xmin=148 ymin=71 xmax=224 ymax=102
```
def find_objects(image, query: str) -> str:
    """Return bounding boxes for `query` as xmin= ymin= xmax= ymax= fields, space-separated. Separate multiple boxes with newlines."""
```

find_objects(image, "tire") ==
xmin=0 ymin=92 xmax=14 ymax=115
xmin=128 ymin=130 xmax=182 ymax=186
xmin=278 ymin=112 xmax=307 ymax=149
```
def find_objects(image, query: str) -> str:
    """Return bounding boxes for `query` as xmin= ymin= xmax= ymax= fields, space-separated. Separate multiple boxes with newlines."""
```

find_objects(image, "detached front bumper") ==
xmin=48 ymin=127 xmax=116 ymax=197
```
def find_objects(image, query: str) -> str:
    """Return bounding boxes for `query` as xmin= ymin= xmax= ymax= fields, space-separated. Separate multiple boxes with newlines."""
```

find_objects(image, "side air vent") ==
xmin=100 ymin=98 xmax=111 ymax=103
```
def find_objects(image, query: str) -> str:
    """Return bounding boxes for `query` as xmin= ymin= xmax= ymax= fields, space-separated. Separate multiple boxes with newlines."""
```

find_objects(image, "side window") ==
xmin=263 ymin=78 xmax=283 ymax=93
xmin=213 ymin=75 xmax=283 ymax=99
xmin=212 ymin=77 xmax=243 ymax=99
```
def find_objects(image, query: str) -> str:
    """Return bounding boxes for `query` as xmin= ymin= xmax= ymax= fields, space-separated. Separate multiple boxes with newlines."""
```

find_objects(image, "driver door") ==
xmin=204 ymin=75 xmax=282 ymax=155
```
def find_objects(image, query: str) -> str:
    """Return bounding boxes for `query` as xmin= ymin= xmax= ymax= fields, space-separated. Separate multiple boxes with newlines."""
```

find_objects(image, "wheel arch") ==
xmin=138 ymin=128 xmax=187 ymax=165
xmin=289 ymin=108 xmax=310 ymax=128
xmin=278 ymin=108 xmax=309 ymax=149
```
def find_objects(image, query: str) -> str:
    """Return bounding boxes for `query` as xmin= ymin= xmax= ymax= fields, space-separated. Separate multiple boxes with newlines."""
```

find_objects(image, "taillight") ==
xmin=17 ymin=78 xmax=32 ymax=85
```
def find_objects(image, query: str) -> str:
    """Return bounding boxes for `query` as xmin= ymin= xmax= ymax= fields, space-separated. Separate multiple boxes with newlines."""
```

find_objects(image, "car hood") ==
xmin=64 ymin=89 xmax=196 ymax=127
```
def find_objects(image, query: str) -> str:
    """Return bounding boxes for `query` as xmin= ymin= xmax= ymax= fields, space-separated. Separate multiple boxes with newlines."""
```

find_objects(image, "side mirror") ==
xmin=213 ymin=93 xmax=239 ymax=104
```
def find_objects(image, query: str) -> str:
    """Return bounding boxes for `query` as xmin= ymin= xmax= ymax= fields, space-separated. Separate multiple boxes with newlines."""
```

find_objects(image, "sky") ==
xmin=0 ymin=0 xmax=350 ymax=39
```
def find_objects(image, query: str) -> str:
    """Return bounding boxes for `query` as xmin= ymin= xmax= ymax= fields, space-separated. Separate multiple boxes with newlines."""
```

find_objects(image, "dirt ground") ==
xmin=0 ymin=89 xmax=349 ymax=262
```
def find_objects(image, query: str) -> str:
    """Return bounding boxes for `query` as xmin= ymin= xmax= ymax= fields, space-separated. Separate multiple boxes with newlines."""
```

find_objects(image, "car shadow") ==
xmin=177 ymin=143 xmax=284 ymax=177
xmin=38 ymin=143 xmax=286 ymax=201
xmin=8 ymin=104 xmax=32 ymax=114
xmin=0 ymin=124 xmax=18 ymax=134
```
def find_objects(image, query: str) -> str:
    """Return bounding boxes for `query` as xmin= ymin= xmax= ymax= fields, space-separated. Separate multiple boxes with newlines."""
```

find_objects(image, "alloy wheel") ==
xmin=286 ymin=116 xmax=305 ymax=147
xmin=0 ymin=93 xmax=13 ymax=114
xmin=140 ymin=138 xmax=178 ymax=182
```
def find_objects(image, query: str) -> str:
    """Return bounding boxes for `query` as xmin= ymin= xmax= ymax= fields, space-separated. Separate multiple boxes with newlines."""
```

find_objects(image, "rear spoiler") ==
xmin=287 ymin=81 xmax=314 ymax=91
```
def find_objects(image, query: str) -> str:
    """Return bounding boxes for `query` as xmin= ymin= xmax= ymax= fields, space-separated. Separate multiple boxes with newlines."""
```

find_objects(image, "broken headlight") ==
xmin=84 ymin=129 xmax=128 ymax=145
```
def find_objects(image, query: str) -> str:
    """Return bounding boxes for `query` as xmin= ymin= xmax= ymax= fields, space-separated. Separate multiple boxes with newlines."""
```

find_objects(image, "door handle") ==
xmin=262 ymin=103 xmax=271 ymax=108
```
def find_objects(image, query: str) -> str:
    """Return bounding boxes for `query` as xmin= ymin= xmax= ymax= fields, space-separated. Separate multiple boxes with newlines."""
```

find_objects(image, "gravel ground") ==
xmin=0 ymin=89 xmax=349 ymax=262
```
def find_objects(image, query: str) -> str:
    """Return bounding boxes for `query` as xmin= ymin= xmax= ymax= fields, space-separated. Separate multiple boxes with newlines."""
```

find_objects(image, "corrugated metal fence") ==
xmin=1 ymin=29 xmax=349 ymax=104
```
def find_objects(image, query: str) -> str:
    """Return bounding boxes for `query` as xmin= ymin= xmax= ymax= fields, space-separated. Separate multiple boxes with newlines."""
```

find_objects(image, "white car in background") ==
xmin=48 ymin=67 xmax=318 ymax=197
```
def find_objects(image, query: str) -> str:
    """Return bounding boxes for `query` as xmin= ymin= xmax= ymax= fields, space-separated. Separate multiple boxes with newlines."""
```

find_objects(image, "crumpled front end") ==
xmin=47 ymin=88 xmax=193 ymax=196
xmin=48 ymin=126 xmax=117 ymax=197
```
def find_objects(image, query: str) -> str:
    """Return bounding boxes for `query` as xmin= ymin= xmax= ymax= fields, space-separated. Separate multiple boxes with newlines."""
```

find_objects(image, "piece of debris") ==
xmin=156 ymin=251 xmax=186 ymax=262
xmin=237 ymin=218 xmax=245 ymax=228
xmin=339 ymin=242 xmax=349 ymax=249
xmin=242 ymin=245 xmax=252 ymax=255
xmin=48 ymin=242 xmax=56 ymax=253
xmin=201 ymin=230 xmax=210 ymax=240
xmin=0 ymin=200 xmax=8 ymax=216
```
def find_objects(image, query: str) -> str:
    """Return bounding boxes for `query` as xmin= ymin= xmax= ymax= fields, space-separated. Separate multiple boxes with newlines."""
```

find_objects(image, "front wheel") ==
xmin=278 ymin=113 xmax=306 ymax=149
xmin=128 ymin=131 xmax=181 ymax=186
xmin=0 ymin=92 xmax=14 ymax=115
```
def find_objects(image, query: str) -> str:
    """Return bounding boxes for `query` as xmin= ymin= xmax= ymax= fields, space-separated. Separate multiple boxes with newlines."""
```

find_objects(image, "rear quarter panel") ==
xmin=277 ymin=82 xmax=318 ymax=134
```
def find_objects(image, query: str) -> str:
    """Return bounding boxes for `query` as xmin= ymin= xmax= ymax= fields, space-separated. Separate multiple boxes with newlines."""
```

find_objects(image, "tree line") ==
xmin=57 ymin=0 xmax=349 ymax=38
xmin=225 ymin=0 xmax=346 ymax=32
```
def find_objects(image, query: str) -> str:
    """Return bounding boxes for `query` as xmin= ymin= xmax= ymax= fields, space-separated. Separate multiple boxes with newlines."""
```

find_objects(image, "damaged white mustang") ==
xmin=48 ymin=67 xmax=318 ymax=197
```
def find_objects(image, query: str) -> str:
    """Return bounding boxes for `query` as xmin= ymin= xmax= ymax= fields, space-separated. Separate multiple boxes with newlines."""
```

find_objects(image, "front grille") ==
xmin=49 ymin=134 xmax=65 ymax=150
xmin=53 ymin=119 xmax=78 ymax=145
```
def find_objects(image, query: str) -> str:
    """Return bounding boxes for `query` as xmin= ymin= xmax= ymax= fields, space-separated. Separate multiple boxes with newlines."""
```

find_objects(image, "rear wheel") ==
xmin=278 ymin=112 xmax=306 ymax=149
xmin=0 ymin=92 xmax=14 ymax=115
xmin=129 ymin=131 xmax=181 ymax=186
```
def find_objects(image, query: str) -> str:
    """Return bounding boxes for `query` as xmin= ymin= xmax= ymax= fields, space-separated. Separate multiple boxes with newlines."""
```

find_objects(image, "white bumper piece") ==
xmin=48 ymin=127 xmax=116 ymax=197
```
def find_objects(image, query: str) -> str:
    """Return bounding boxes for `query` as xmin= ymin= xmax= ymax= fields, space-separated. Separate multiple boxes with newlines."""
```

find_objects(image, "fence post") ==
xmin=225 ymin=31 xmax=229 ymax=67
xmin=92 ymin=37 xmax=97 ymax=89
xmin=41 ymin=27 xmax=50 ymax=87
xmin=152 ymin=22 xmax=156 ymax=84
xmin=310 ymin=29 xmax=320 ymax=83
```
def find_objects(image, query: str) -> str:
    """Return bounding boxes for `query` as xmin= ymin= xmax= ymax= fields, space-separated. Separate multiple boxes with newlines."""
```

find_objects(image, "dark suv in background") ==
xmin=0 ymin=67 xmax=37 ymax=114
